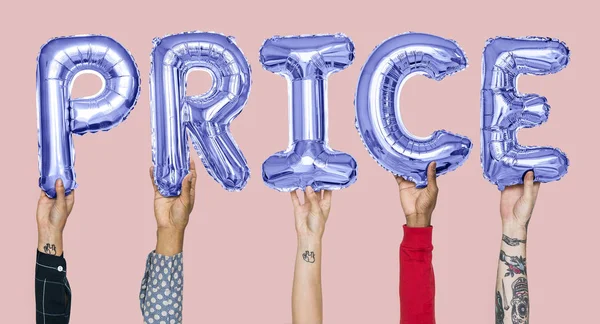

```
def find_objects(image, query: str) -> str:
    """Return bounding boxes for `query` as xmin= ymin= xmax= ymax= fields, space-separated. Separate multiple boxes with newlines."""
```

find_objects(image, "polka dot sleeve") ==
xmin=139 ymin=251 xmax=184 ymax=324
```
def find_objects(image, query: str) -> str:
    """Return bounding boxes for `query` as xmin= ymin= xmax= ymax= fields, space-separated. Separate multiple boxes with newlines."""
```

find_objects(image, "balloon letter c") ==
xmin=355 ymin=33 xmax=472 ymax=188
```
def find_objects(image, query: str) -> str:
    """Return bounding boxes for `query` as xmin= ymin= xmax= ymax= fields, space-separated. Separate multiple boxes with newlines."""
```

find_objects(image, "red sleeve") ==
xmin=399 ymin=225 xmax=435 ymax=324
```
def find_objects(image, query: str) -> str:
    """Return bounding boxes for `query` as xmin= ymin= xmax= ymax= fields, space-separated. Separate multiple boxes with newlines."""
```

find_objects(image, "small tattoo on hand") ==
xmin=43 ymin=243 xmax=57 ymax=255
xmin=302 ymin=251 xmax=315 ymax=263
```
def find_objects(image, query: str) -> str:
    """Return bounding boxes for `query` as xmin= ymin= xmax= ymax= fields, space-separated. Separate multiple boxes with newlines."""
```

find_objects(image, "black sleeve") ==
xmin=35 ymin=250 xmax=71 ymax=324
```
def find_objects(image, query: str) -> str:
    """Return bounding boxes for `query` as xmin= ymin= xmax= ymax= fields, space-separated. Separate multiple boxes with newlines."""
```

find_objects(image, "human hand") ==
xmin=150 ymin=160 xmax=197 ymax=232
xmin=500 ymin=171 xmax=540 ymax=235
xmin=36 ymin=179 xmax=75 ymax=255
xmin=290 ymin=186 xmax=332 ymax=242
xmin=150 ymin=160 xmax=197 ymax=255
xmin=395 ymin=162 xmax=438 ymax=227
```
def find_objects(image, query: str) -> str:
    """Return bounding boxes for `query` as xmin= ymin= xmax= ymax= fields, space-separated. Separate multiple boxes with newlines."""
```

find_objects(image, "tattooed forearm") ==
xmin=495 ymin=291 xmax=504 ymax=324
xmin=43 ymin=243 xmax=57 ymax=255
xmin=302 ymin=251 xmax=315 ymax=263
xmin=510 ymin=277 xmax=529 ymax=324
xmin=499 ymin=250 xmax=527 ymax=277
xmin=503 ymin=235 xmax=527 ymax=246
xmin=498 ymin=233 xmax=529 ymax=322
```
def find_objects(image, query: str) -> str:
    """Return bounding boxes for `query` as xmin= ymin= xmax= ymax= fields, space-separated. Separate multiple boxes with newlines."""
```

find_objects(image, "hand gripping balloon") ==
xmin=260 ymin=34 xmax=358 ymax=192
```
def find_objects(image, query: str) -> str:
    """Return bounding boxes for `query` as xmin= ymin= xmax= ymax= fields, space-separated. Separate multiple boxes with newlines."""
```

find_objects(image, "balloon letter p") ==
xmin=37 ymin=35 xmax=140 ymax=198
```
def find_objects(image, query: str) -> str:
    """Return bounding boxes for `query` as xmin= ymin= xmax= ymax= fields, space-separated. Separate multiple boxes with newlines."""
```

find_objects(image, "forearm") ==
xmin=399 ymin=225 xmax=435 ymax=324
xmin=139 ymin=251 xmax=184 ymax=324
xmin=496 ymin=225 xmax=529 ymax=324
xmin=292 ymin=238 xmax=323 ymax=324
xmin=35 ymin=250 xmax=71 ymax=323
xmin=139 ymin=226 xmax=186 ymax=323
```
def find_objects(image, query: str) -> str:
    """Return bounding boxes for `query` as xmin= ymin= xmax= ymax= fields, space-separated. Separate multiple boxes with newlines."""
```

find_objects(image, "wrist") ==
xmin=37 ymin=232 xmax=63 ymax=256
xmin=156 ymin=222 xmax=187 ymax=233
xmin=502 ymin=223 xmax=528 ymax=239
xmin=157 ymin=226 xmax=186 ymax=235
xmin=405 ymin=213 xmax=432 ymax=228
xmin=297 ymin=237 xmax=322 ymax=264
xmin=297 ymin=236 xmax=322 ymax=249
xmin=156 ymin=228 xmax=185 ymax=256
xmin=37 ymin=224 xmax=64 ymax=237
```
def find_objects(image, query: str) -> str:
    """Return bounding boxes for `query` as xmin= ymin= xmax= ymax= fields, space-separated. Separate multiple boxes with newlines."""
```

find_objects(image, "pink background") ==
xmin=1 ymin=0 xmax=597 ymax=322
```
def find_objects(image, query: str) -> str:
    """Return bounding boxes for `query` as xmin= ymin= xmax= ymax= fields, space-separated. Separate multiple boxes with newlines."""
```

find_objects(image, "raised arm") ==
xmin=290 ymin=187 xmax=332 ymax=324
xmin=496 ymin=171 xmax=540 ymax=324
xmin=396 ymin=162 xmax=438 ymax=324
xmin=35 ymin=179 xmax=74 ymax=324
xmin=140 ymin=159 xmax=197 ymax=324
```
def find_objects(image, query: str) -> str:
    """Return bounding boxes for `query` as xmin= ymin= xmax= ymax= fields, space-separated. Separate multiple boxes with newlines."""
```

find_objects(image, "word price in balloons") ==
xmin=36 ymin=32 xmax=570 ymax=197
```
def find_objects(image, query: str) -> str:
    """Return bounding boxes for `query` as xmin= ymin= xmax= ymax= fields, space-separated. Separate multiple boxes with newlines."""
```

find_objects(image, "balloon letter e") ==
xmin=481 ymin=37 xmax=570 ymax=190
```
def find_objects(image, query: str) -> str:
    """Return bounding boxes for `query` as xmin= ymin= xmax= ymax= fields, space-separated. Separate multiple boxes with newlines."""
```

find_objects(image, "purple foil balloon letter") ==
xmin=260 ymin=34 xmax=357 ymax=191
xmin=151 ymin=32 xmax=251 ymax=196
xmin=355 ymin=33 xmax=472 ymax=188
xmin=37 ymin=35 xmax=140 ymax=198
xmin=481 ymin=37 xmax=570 ymax=190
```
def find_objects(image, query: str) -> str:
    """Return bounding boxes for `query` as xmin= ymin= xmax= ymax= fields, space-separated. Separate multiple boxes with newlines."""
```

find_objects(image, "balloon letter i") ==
xmin=260 ymin=34 xmax=358 ymax=192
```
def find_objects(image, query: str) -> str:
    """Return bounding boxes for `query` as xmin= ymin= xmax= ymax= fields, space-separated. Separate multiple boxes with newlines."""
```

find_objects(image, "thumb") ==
xmin=188 ymin=168 xmax=197 ymax=207
xmin=426 ymin=162 xmax=438 ymax=194
xmin=149 ymin=167 xmax=159 ymax=193
xmin=55 ymin=179 xmax=66 ymax=207
xmin=522 ymin=171 xmax=535 ymax=202
xmin=180 ymin=171 xmax=193 ymax=206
